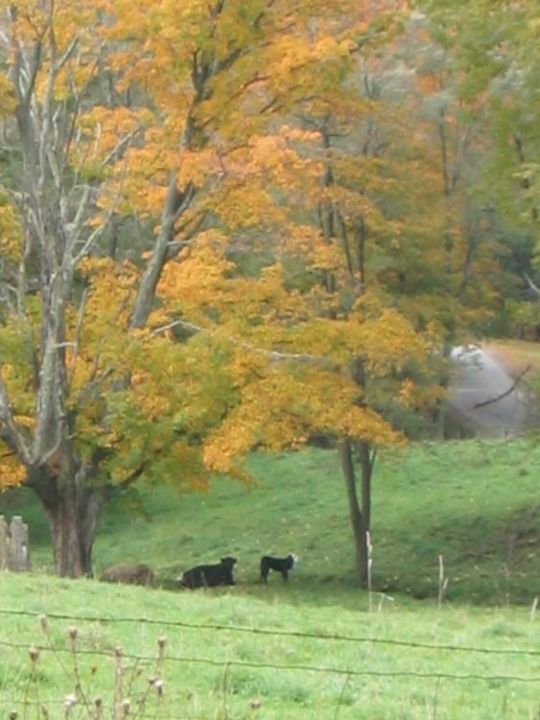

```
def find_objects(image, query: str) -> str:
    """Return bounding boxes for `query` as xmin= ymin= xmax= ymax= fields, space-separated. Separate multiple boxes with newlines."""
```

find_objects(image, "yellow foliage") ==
xmin=398 ymin=378 xmax=416 ymax=407
xmin=203 ymin=362 xmax=402 ymax=476
xmin=14 ymin=415 xmax=35 ymax=429
xmin=76 ymin=107 xmax=153 ymax=174
xmin=177 ymin=148 xmax=221 ymax=187
xmin=215 ymin=180 xmax=286 ymax=230
xmin=0 ymin=201 xmax=22 ymax=261
xmin=0 ymin=0 xmax=453 ymax=501
xmin=0 ymin=449 xmax=26 ymax=490
xmin=0 ymin=73 xmax=16 ymax=117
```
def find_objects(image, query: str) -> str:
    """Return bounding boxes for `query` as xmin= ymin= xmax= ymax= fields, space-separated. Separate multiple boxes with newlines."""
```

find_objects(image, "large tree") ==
xmin=0 ymin=0 xmax=312 ymax=576
xmin=133 ymin=3 xmax=450 ymax=585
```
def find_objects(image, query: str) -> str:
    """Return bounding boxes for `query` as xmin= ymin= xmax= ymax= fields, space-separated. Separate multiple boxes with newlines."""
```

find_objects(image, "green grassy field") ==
xmin=1 ymin=439 xmax=540 ymax=718
xmin=1 ymin=572 xmax=540 ymax=719
xmin=5 ymin=438 xmax=540 ymax=605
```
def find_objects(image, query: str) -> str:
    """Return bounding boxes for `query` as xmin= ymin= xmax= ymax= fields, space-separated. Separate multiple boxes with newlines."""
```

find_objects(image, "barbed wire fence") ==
xmin=1 ymin=607 xmax=540 ymax=719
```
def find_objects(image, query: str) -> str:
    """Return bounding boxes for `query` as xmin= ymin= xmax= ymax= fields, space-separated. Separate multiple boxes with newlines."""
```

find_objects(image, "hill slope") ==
xmin=2 ymin=439 xmax=540 ymax=717
xmin=2 ymin=439 xmax=540 ymax=605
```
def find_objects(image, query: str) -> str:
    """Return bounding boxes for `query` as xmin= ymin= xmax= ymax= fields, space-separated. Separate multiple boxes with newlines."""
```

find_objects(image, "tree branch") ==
xmin=523 ymin=272 xmax=540 ymax=298
xmin=473 ymin=365 xmax=531 ymax=409
xmin=129 ymin=176 xmax=195 ymax=329
xmin=150 ymin=318 xmax=340 ymax=369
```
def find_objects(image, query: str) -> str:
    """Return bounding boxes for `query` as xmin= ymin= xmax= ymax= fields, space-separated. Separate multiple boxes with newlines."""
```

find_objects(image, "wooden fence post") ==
xmin=9 ymin=516 xmax=31 ymax=571
xmin=0 ymin=516 xmax=8 ymax=570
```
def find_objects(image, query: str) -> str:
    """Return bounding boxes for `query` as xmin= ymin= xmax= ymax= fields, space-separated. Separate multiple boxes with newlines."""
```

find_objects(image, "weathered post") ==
xmin=0 ymin=515 xmax=8 ymax=570
xmin=9 ymin=516 xmax=31 ymax=571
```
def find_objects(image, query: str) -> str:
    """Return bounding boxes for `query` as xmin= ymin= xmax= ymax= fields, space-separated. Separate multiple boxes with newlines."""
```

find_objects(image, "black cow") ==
xmin=181 ymin=556 xmax=237 ymax=589
xmin=260 ymin=553 xmax=297 ymax=583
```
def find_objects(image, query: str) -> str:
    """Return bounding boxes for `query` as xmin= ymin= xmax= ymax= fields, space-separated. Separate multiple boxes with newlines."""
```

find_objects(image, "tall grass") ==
xmin=1 ymin=572 xmax=540 ymax=719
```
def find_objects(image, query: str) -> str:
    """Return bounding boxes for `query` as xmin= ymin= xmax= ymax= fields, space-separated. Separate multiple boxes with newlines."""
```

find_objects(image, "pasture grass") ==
xmin=3 ymin=438 xmax=539 ymax=606
xmin=1 ymin=571 xmax=540 ymax=719
xmin=1 ymin=438 xmax=540 ymax=717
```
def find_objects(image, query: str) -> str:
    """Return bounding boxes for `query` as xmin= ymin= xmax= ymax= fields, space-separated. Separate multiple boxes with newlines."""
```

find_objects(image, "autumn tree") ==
xmin=128 ymin=1 xmax=444 ymax=585
xmin=0 ymin=0 xmax=340 ymax=577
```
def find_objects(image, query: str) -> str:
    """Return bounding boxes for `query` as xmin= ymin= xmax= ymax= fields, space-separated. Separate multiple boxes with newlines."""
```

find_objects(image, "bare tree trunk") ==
xmin=339 ymin=437 xmax=368 ymax=586
xmin=48 ymin=488 xmax=86 ymax=577
xmin=30 ymin=467 xmax=106 ymax=577
xmin=47 ymin=489 xmax=103 ymax=578
xmin=357 ymin=440 xmax=376 ymax=531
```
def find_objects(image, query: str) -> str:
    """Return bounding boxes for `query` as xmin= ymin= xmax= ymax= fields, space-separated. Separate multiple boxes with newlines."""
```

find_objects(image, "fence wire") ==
xmin=2 ymin=636 xmax=539 ymax=684
xmin=1 ymin=603 xmax=540 ymax=720
xmin=0 ymin=606 xmax=538 ymax=658
xmin=1 ymin=608 xmax=539 ymax=685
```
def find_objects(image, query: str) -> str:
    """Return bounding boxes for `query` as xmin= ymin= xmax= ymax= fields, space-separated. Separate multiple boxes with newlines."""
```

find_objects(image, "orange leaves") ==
xmin=157 ymin=231 xmax=234 ymax=314
xmin=203 ymin=362 xmax=402 ymax=477
xmin=326 ymin=404 xmax=401 ymax=444
xmin=416 ymin=73 xmax=441 ymax=95
xmin=0 ymin=73 xmax=16 ymax=118
xmin=6 ymin=0 xmax=51 ymax=41
xmin=264 ymin=19 xmax=354 ymax=87
xmin=0 ymin=0 xmax=449 ymax=500
xmin=0 ymin=199 xmax=23 ymax=262
xmin=214 ymin=179 xmax=286 ymax=230
xmin=64 ymin=259 xmax=137 ymax=392
xmin=178 ymin=148 xmax=221 ymax=187
xmin=351 ymin=297 xmax=429 ymax=373
xmin=79 ymin=107 xmax=152 ymax=156
xmin=5 ymin=0 xmax=107 ymax=106
xmin=103 ymin=0 xmax=441 ymax=473
xmin=0 ymin=446 xmax=26 ymax=490
xmin=248 ymin=133 xmax=322 ymax=189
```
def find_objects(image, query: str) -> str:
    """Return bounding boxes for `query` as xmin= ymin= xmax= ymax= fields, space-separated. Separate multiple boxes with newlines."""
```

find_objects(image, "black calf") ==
xmin=181 ymin=556 xmax=237 ymax=589
xmin=260 ymin=553 xmax=297 ymax=583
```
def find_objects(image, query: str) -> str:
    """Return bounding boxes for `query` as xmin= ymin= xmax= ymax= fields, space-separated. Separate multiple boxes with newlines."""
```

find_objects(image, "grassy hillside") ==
xmin=2 ymin=439 xmax=540 ymax=717
xmin=2 ymin=439 xmax=540 ymax=606
xmin=486 ymin=339 xmax=540 ymax=376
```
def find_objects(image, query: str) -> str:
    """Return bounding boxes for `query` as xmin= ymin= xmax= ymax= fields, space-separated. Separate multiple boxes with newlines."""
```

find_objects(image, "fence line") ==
xmin=1 ymin=638 xmax=539 ymax=685
xmin=0 ymin=606 xmax=538 ymax=658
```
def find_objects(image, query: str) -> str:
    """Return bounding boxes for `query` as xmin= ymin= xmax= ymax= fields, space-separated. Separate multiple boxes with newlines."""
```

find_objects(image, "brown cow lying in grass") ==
xmin=100 ymin=562 xmax=155 ymax=586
